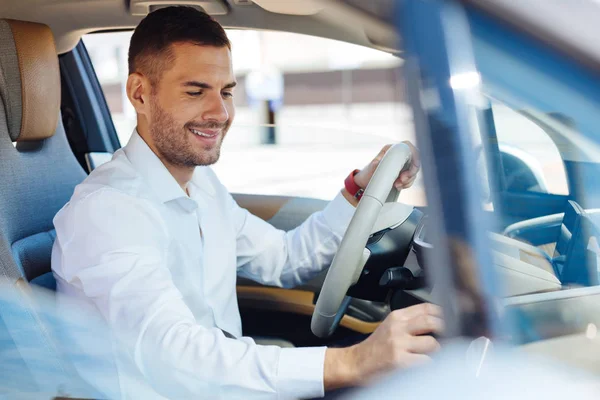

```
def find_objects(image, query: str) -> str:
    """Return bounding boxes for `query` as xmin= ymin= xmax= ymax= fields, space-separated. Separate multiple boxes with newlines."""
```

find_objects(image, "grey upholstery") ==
xmin=0 ymin=21 xmax=86 ymax=289
xmin=0 ymin=120 xmax=86 ymax=288
xmin=0 ymin=19 xmax=99 ymax=397
xmin=12 ymin=231 xmax=58 ymax=289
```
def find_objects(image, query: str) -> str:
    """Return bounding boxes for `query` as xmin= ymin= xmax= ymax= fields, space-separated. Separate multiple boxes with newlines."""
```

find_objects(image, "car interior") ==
xmin=1 ymin=0 xmax=600 ymax=397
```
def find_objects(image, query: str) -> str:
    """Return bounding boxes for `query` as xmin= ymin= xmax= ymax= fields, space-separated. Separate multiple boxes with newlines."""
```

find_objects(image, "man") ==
xmin=52 ymin=6 xmax=442 ymax=399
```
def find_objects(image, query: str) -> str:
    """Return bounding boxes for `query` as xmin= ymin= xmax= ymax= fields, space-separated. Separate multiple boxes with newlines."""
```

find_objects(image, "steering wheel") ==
xmin=311 ymin=143 xmax=414 ymax=338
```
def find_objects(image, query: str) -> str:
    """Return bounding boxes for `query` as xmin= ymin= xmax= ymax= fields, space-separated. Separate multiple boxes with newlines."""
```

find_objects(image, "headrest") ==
xmin=0 ymin=19 xmax=60 ymax=142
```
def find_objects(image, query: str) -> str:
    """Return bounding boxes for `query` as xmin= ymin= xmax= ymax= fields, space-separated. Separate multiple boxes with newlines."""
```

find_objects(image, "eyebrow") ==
xmin=183 ymin=81 xmax=237 ymax=90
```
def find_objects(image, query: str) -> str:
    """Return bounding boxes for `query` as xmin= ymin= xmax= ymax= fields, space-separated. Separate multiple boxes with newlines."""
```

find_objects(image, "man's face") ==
xmin=148 ymin=43 xmax=236 ymax=167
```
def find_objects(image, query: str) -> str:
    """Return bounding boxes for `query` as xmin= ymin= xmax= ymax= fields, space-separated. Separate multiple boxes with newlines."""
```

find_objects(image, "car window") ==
xmin=468 ymin=7 xmax=600 ymax=359
xmin=82 ymin=30 xmax=424 ymax=206
xmin=477 ymin=97 xmax=596 ymax=290
xmin=492 ymin=101 xmax=569 ymax=195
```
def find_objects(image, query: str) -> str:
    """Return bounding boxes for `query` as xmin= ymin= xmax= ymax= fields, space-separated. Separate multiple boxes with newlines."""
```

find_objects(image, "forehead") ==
xmin=165 ymin=42 xmax=233 ymax=81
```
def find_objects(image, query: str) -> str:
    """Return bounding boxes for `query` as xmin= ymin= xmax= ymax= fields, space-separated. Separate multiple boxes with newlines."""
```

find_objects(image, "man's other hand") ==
xmin=354 ymin=141 xmax=420 ymax=191
xmin=324 ymin=303 xmax=443 ymax=390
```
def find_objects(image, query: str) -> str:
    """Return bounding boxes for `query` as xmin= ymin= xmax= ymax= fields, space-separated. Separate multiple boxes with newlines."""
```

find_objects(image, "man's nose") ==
xmin=202 ymin=93 xmax=229 ymax=123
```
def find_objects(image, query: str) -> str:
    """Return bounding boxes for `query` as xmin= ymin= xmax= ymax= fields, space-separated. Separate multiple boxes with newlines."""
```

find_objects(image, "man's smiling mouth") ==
xmin=189 ymin=127 xmax=219 ymax=138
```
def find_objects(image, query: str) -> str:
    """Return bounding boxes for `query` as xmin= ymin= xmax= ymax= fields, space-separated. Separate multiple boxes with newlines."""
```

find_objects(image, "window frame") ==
xmin=478 ymin=98 xmax=571 ymax=228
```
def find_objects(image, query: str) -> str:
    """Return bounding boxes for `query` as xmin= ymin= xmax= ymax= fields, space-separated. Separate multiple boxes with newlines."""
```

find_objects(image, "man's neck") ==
xmin=136 ymin=126 xmax=194 ymax=194
xmin=163 ymin=162 xmax=194 ymax=194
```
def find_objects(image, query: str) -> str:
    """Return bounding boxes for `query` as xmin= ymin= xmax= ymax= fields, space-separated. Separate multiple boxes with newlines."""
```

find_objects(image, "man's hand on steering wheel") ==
xmin=355 ymin=141 xmax=421 ymax=192
xmin=315 ymin=141 xmax=438 ymax=391
xmin=324 ymin=304 xmax=443 ymax=390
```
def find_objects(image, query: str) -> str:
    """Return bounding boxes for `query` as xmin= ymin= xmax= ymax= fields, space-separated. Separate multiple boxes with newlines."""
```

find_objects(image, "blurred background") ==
xmin=83 ymin=30 xmax=420 ymax=203
xmin=83 ymin=29 xmax=568 ymax=206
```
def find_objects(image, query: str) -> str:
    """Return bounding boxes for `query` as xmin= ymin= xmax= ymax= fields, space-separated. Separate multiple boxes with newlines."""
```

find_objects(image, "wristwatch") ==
xmin=344 ymin=169 xmax=364 ymax=201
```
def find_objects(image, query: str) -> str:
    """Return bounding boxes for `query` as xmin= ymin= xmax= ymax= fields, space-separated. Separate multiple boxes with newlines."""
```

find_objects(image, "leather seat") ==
xmin=0 ymin=19 xmax=86 ymax=290
xmin=0 ymin=19 xmax=98 ymax=397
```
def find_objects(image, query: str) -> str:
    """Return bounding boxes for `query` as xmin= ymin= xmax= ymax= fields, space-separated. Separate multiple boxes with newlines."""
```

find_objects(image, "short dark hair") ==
xmin=128 ymin=6 xmax=231 ymax=83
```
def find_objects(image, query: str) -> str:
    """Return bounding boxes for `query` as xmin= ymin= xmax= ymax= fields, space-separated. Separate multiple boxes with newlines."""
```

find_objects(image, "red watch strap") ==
xmin=344 ymin=169 xmax=364 ymax=200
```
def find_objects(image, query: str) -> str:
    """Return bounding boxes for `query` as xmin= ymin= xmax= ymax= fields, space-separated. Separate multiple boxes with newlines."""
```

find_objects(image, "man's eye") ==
xmin=187 ymin=91 xmax=203 ymax=97
xmin=222 ymin=92 xmax=234 ymax=99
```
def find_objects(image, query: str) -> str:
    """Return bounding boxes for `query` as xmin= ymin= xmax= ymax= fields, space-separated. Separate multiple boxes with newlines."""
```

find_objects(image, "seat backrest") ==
xmin=554 ymin=201 xmax=599 ymax=286
xmin=0 ymin=19 xmax=86 ymax=289
xmin=0 ymin=20 xmax=106 ymax=397
xmin=554 ymin=200 xmax=584 ymax=260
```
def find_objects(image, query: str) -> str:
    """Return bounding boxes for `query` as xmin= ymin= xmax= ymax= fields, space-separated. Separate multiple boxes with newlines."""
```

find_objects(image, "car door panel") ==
xmin=236 ymin=286 xmax=379 ymax=334
xmin=233 ymin=193 xmax=328 ymax=231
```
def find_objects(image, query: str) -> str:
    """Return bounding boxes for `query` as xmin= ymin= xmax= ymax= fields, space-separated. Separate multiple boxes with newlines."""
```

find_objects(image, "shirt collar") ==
xmin=124 ymin=129 xmax=204 ymax=210
xmin=191 ymin=166 xmax=216 ymax=198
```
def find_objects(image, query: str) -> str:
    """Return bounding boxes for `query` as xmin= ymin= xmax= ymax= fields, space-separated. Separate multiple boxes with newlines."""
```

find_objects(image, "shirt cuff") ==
xmin=277 ymin=346 xmax=326 ymax=399
xmin=321 ymin=191 xmax=356 ymax=238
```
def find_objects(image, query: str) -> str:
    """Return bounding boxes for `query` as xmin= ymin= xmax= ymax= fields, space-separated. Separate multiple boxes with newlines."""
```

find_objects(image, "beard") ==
xmin=149 ymin=97 xmax=229 ymax=167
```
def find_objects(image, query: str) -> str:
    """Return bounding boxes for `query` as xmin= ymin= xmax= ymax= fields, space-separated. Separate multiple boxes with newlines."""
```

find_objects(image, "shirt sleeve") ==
xmin=53 ymin=189 xmax=327 ymax=399
xmin=232 ymin=191 xmax=356 ymax=288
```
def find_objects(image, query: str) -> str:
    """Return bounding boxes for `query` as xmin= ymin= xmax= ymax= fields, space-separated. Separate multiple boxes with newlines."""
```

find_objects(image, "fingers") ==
xmin=390 ymin=303 xmax=443 ymax=321
xmin=406 ymin=314 xmax=445 ymax=336
xmin=407 ymin=336 xmax=440 ymax=354
xmin=394 ymin=171 xmax=417 ymax=189
xmin=379 ymin=144 xmax=393 ymax=156
xmin=350 ymin=302 xmax=442 ymax=382
xmin=364 ymin=141 xmax=421 ymax=191
xmin=376 ymin=142 xmax=419 ymax=166
xmin=394 ymin=141 xmax=421 ymax=189
xmin=403 ymin=140 xmax=421 ymax=170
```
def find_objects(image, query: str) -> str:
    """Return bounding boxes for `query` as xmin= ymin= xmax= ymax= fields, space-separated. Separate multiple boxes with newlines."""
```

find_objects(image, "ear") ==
xmin=126 ymin=72 xmax=151 ymax=117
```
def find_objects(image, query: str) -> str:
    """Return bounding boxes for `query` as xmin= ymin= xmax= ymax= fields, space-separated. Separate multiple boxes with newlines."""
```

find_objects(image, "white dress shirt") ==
xmin=52 ymin=130 xmax=355 ymax=399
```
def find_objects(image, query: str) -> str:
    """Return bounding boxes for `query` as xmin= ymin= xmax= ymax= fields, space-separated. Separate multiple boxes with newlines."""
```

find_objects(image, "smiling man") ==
xmin=52 ymin=6 xmax=441 ymax=400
